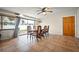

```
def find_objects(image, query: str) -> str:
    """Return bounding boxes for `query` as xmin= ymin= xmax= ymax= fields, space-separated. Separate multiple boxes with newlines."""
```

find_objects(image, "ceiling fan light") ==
xmin=42 ymin=12 xmax=46 ymax=15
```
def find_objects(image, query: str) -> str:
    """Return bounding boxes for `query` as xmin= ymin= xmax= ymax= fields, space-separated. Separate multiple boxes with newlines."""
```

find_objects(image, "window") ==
xmin=18 ymin=19 xmax=35 ymax=35
xmin=0 ymin=16 xmax=16 ymax=29
xmin=19 ymin=19 xmax=28 ymax=30
xmin=28 ymin=20 xmax=34 ymax=30
xmin=0 ymin=16 xmax=17 ymax=40
xmin=19 ymin=19 xmax=34 ymax=31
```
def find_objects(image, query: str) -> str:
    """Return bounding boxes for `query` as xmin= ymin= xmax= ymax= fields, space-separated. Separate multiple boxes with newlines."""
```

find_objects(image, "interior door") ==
xmin=63 ymin=16 xmax=75 ymax=36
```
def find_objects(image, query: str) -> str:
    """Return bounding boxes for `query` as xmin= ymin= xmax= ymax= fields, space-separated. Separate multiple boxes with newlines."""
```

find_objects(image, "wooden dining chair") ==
xmin=27 ymin=26 xmax=32 ymax=39
xmin=43 ymin=25 xmax=49 ymax=37
xmin=31 ymin=25 xmax=44 ymax=41
xmin=36 ymin=25 xmax=42 ymax=38
xmin=0 ymin=33 xmax=1 ymax=39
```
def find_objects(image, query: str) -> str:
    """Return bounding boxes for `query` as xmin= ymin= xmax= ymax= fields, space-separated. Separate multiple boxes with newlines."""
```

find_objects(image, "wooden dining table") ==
xmin=28 ymin=29 xmax=45 ymax=39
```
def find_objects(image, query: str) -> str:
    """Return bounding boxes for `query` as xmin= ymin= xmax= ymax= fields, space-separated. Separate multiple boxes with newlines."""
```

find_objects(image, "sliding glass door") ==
xmin=18 ymin=18 xmax=34 ymax=35
xmin=28 ymin=20 xmax=34 ymax=30
xmin=18 ymin=18 xmax=28 ymax=35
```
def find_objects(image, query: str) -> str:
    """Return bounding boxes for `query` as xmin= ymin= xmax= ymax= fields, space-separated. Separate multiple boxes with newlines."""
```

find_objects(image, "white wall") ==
xmin=40 ymin=8 xmax=77 ymax=35
xmin=76 ymin=8 xmax=79 ymax=38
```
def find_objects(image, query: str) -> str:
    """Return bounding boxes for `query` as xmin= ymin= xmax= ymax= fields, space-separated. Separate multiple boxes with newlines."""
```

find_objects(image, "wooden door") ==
xmin=63 ymin=16 xmax=75 ymax=36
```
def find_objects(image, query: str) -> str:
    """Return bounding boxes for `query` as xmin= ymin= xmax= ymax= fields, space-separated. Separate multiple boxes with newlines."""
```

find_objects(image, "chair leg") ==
xmin=27 ymin=34 xmax=28 ymax=39
xmin=30 ymin=34 xmax=31 ymax=40
xmin=36 ymin=36 xmax=39 ymax=42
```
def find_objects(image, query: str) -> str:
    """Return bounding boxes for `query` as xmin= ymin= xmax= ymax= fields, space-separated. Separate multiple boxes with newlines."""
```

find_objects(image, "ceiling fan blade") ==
xmin=37 ymin=12 xmax=43 ymax=15
xmin=46 ymin=11 xmax=53 ymax=12
xmin=14 ymin=13 xmax=20 ymax=15
xmin=36 ymin=7 xmax=53 ymax=15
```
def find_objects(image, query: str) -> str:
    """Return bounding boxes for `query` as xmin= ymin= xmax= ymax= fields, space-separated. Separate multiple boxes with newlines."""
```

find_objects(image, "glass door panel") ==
xmin=18 ymin=19 xmax=34 ymax=35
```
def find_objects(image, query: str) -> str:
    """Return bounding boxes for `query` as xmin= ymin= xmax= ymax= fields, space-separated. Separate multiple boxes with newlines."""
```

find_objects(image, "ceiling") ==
xmin=0 ymin=7 xmax=78 ymax=18
xmin=0 ymin=7 xmax=41 ymax=17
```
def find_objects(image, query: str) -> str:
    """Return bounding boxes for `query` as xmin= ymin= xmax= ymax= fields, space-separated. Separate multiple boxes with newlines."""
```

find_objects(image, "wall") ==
xmin=40 ymin=8 xmax=77 ymax=35
xmin=0 ymin=30 xmax=14 ymax=40
xmin=76 ymin=8 xmax=79 ymax=38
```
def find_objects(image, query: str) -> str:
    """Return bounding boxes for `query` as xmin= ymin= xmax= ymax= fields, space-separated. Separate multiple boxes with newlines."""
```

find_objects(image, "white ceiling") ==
xmin=0 ymin=7 xmax=40 ymax=17
xmin=0 ymin=7 xmax=78 ymax=18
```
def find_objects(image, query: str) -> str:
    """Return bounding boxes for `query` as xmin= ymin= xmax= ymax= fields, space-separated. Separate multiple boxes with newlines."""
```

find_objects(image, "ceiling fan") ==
xmin=37 ymin=7 xmax=53 ymax=15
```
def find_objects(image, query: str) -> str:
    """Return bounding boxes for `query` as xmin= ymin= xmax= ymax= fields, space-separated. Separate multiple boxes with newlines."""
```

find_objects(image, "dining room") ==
xmin=0 ymin=7 xmax=79 ymax=52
